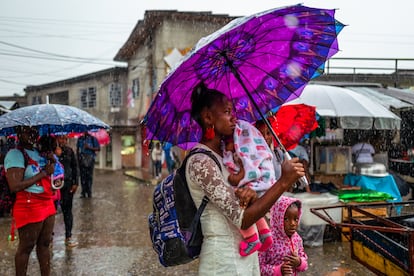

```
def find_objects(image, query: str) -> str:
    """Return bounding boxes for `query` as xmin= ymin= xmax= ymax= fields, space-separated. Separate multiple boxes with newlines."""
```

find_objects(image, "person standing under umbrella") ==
xmin=186 ymin=83 xmax=304 ymax=275
xmin=76 ymin=132 xmax=99 ymax=198
xmin=151 ymin=142 xmax=163 ymax=179
xmin=57 ymin=135 xmax=79 ymax=247
xmin=4 ymin=126 xmax=56 ymax=276
xmin=351 ymin=138 xmax=375 ymax=164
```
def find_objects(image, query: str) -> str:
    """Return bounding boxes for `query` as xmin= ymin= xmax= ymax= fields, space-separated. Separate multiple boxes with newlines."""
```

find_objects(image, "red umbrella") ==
xmin=67 ymin=129 xmax=110 ymax=145
xmin=269 ymin=104 xmax=318 ymax=150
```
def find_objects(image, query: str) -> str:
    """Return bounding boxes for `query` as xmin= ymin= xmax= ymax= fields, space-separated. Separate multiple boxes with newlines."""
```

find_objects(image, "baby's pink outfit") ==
xmin=223 ymin=119 xmax=275 ymax=256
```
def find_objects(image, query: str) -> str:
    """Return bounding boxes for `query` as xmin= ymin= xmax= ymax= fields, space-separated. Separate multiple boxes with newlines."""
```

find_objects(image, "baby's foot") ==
xmin=258 ymin=229 xmax=273 ymax=252
xmin=239 ymin=233 xmax=262 ymax=256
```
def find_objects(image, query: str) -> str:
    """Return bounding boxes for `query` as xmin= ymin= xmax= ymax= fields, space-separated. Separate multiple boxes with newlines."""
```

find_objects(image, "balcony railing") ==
xmin=326 ymin=57 xmax=414 ymax=75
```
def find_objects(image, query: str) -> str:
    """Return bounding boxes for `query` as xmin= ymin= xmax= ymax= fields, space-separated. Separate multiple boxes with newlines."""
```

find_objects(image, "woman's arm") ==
xmin=7 ymin=162 xmax=55 ymax=193
xmin=188 ymin=154 xmax=245 ymax=227
xmin=188 ymin=154 xmax=304 ymax=229
xmin=239 ymin=158 xmax=304 ymax=229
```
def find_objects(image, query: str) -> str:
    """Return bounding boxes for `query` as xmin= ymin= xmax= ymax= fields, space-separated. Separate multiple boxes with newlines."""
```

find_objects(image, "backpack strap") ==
xmin=15 ymin=146 xmax=30 ymax=168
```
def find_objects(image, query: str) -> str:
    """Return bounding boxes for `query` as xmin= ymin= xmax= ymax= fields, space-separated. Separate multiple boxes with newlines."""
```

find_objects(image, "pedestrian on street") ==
xmin=76 ymin=132 xmax=99 ymax=198
xmin=4 ymin=126 xmax=56 ymax=276
xmin=57 ymin=135 xmax=79 ymax=247
xmin=186 ymin=82 xmax=304 ymax=275
xmin=151 ymin=142 xmax=163 ymax=178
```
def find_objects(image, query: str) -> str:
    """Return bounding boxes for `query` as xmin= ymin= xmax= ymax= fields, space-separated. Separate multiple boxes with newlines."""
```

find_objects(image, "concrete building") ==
xmin=113 ymin=10 xmax=235 ymax=170
xmin=24 ymin=67 xmax=129 ymax=170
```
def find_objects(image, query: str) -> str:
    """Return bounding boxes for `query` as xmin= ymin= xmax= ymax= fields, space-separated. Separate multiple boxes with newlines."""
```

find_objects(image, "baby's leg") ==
xmin=256 ymin=217 xmax=273 ymax=252
xmin=239 ymin=226 xmax=261 ymax=257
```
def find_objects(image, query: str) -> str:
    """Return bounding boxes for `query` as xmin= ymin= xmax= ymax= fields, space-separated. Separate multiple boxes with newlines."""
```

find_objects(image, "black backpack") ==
xmin=148 ymin=147 xmax=221 ymax=267
xmin=0 ymin=147 xmax=29 ymax=217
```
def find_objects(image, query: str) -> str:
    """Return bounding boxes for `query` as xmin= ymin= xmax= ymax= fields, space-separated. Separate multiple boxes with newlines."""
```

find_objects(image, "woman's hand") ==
xmin=279 ymin=157 xmax=305 ymax=190
xmin=44 ymin=162 xmax=55 ymax=175
xmin=234 ymin=187 xmax=257 ymax=209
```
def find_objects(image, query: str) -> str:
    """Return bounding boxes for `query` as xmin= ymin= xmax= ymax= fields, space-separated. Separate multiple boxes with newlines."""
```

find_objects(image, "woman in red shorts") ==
xmin=4 ymin=126 xmax=56 ymax=276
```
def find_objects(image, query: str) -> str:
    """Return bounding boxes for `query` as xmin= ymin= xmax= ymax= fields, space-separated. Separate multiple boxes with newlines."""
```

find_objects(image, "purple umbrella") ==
xmin=144 ymin=4 xmax=344 ymax=149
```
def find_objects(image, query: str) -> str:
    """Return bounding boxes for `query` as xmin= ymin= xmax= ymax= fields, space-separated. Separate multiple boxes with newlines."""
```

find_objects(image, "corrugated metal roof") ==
xmin=345 ymin=87 xmax=413 ymax=111
xmin=374 ymin=87 xmax=414 ymax=105
xmin=0 ymin=100 xmax=16 ymax=110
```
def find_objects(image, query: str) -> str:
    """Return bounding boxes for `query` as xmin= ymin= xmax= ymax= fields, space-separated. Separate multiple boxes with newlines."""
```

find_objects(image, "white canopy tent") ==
xmin=286 ymin=84 xmax=401 ymax=130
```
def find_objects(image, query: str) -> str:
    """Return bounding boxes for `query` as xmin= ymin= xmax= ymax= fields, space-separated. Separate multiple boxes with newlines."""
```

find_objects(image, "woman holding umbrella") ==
xmin=187 ymin=83 xmax=304 ymax=275
xmin=4 ymin=126 xmax=56 ymax=276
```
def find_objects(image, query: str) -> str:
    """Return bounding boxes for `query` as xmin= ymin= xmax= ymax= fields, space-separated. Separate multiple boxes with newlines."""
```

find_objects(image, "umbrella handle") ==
xmin=283 ymin=151 xmax=309 ymax=187
xmin=50 ymin=174 xmax=64 ymax=190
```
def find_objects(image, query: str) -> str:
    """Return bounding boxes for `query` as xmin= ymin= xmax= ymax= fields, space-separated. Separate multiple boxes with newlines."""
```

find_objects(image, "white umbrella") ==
xmin=285 ymin=84 xmax=401 ymax=130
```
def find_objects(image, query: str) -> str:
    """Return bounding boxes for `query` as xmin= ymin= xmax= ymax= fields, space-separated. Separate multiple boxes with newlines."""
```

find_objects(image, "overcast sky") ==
xmin=1 ymin=0 xmax=413 ymax=96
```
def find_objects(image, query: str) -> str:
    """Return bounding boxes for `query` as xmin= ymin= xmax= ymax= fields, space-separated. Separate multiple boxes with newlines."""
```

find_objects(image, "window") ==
xmin=109 ymin=83 xmax=122 ymax=107
xmin=32 ymin=95 xmax=42 ymax=105
xmin=48 ymin=91 xmax=68 ymax=105
xmin=132 ymin=78 xmax=139 ymax=98
xmin=80 ymin=87 xmax=96 ymax=108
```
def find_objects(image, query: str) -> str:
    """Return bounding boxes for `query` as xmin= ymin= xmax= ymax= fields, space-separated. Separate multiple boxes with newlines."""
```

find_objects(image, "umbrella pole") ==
xmin=226 ymin=60 xmax=309 ymax=186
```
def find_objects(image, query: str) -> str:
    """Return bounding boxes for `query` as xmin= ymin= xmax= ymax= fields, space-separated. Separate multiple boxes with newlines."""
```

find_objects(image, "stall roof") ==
xmin=346 ymin=87 xmax=414 ymax=111
xmin=373 ymin=87 xmax=414 ymax=105
xmin=0 ymin=100 xmax=16 ymax=110
xmin=310 ymin=81 xmax=414 ymax=111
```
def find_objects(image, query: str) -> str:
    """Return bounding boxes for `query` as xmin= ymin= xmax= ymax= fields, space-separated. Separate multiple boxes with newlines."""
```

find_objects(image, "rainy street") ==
xmin=1 ymin=169 xmax=376 ymax=275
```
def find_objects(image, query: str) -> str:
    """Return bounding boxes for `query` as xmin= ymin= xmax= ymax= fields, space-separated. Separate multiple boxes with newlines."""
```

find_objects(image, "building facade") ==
xmin=114 ymin=10 xmax=235 ymax=169
xmin=24 ymin=67 xmax=130 ymax=170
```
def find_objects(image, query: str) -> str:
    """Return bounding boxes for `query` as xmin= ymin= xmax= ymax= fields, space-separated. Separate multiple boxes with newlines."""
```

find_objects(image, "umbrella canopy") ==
xmin=67 ymin=129 xmax=111 ymax=145
xmin=285 ymin=84 xmax=401 ymax=130
xmin=144 ymin=4 xmax=344 ymax=149
xmin=0 ymin=104 xmax=110 ymax=136
xmin=269 ymin=104 xmax=318 ymax=150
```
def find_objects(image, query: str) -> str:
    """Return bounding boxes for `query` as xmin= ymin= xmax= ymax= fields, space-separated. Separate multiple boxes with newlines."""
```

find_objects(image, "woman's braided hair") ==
xmin=190 ymin=82 xmax=227 ymax=127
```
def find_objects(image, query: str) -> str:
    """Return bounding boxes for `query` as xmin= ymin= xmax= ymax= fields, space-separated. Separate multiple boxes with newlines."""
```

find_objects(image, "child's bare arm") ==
xmin=228 ymin=159 xmax=245 ymax=185
xmin=228 ymin=170 xmax=244 ymax=186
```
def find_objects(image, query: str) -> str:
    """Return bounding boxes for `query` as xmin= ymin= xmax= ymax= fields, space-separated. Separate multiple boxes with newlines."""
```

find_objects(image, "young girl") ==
xmin=38 ymin=135 xmax=64 ymax=210
xmin=259 ymin=195 xmax=308 ymax=276
xmin=223 ymin=119 xmax=275 ymax=256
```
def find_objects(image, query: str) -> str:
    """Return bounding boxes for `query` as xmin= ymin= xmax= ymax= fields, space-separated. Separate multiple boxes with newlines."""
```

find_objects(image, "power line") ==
xmin=0 ymin=40 xmax=118 ymax=62
xmin=0 ymin=51 xmax=122 ymax=66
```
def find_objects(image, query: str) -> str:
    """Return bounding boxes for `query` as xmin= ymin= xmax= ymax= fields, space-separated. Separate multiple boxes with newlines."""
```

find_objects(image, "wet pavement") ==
xmin=0 ymin=169 xmax=375 ymax=275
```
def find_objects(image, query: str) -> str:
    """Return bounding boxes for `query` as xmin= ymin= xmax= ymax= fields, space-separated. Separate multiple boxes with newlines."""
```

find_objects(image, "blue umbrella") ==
xmin=0 ymin=104 xmax=110 ymax=136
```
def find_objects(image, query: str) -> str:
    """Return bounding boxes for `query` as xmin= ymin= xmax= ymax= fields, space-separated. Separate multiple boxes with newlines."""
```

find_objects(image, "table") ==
xmin=389 ymin=158 xmax=414 ymax=199
xmin=389 ymin=158 xmax=414 ymax=178
xmin=343 ymin=173 xmax=402 ymax=203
